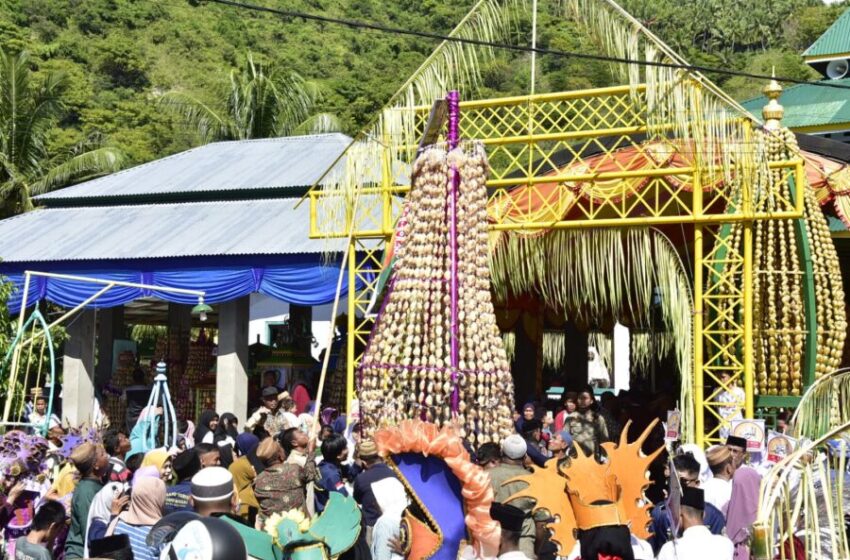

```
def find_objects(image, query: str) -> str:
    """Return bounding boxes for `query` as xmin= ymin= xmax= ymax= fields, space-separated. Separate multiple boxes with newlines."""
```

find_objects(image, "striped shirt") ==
xmin=113 ymin=520 xmax=158 ymax=560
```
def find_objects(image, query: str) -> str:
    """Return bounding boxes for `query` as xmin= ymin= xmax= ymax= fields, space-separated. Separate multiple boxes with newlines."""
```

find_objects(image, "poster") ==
xmin=766 ymin=431 xmax=797 ymax=463
xmin=665 ymin=409 xmax=681 ymax=442
xmin=731 ymin=419 xmax=766 ymax=453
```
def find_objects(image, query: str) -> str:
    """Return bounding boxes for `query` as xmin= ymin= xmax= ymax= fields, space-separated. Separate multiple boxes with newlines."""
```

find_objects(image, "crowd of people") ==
xmin=0 ymin=376 xmax=779 ymax=560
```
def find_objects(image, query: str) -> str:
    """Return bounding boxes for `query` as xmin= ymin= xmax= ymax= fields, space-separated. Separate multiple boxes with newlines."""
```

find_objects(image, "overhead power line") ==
xmin=193 ymin=0 xmax=850 ymax=92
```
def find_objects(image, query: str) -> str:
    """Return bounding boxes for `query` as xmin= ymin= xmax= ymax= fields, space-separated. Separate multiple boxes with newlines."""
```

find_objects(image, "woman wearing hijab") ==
xmin=196 ymin=410 xmax=219 ymax=445
xmin=229 ymin=433 xmax=262 ymax=525
xmin=84 ymin=482 xmax=127 ymax=557
xmin=141 ymin=448 xmax=174 ymax=483
xmin=515 ymin=402 xmax=536 ymax=432
xmin=725 ymin=467 xmax=762 ymax=560
xmin=214 ymin=413 xmax=239 ymax=448
xmin=106 ymin=477 xmax=166 ymax=560
xmin=177 ymin=419 xmax=195 ymax=450
xmin=213 ymin=413 xmax=239 ymax=468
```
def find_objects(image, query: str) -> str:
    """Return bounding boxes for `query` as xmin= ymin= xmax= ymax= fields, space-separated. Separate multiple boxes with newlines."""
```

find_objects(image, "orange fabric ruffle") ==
xmin=374 ymin=420 xmax=500 ymax=558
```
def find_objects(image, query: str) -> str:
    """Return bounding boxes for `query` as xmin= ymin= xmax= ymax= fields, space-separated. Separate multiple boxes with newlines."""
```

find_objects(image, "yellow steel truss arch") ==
xmin=309 ymin=81 xmax=805 ymax=446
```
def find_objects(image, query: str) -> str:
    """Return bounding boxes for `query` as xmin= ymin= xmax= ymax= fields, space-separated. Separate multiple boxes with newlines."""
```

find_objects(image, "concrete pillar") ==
xmin=217 ymin=296 xmax=249 ymax=422
xmin=63 ymin=309 xmax=96 ymax=425
xmin=95 ymin=306 xmax=124 ymax=386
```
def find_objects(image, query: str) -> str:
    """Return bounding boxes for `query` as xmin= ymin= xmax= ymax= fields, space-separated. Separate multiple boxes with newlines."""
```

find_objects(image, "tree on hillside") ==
xmin=0 ymin=49 xmax=124 ymax=218
xmin=159 ymin=53 xmax=340 ymax=143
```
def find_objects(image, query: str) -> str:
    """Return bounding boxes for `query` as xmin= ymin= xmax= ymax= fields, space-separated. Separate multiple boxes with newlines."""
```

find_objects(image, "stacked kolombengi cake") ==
xmin=359 ymin=143 xmax=515 ymax=444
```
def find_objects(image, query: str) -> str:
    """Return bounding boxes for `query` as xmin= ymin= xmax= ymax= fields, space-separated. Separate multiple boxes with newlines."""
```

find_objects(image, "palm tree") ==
xmin=159 ymin=53 xmax=340 ymax=143
xmin=0 ymin=48 xmax=124 ymax=217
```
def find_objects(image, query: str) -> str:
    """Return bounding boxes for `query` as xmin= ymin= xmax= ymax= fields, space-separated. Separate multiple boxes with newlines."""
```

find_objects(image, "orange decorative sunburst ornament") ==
xmin=504 ymin=459 xmax=576 ymax=553
xmin=601 ymin=420 xmax=665 ymax=538
xmin=505 ymin=419 xmax=663 ymax=554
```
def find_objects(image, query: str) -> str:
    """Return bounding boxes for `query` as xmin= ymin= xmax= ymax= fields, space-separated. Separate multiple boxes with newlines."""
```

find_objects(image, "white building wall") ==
xmin=248 ymin=293 xmax=345 ymax=360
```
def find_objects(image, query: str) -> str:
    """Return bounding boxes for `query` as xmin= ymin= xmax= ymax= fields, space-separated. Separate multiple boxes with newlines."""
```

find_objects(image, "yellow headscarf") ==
xmin=141 ymin=448 xmax=170 ymax=475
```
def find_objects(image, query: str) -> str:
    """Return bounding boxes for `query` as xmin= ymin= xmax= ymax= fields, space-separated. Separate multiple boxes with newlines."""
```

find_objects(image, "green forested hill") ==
xmin=0 ymin=0 xmax=847 ymax=167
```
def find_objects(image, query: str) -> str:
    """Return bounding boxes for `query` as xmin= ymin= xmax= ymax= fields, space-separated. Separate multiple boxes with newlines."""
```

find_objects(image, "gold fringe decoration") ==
xmin=542 ymin=331 xmax=568 ymax=370
xmin=565 ymin=0 xmax=759 ymax=191
xmin=489 ymin=227 xmax=695 ymax=441
xmin=719 ymin=127 xmax=847 ymax=398
xmin=502 ymin=330 xmax=516 ymax=363
xmin=359 ymin=143 xmax=516 ymax=444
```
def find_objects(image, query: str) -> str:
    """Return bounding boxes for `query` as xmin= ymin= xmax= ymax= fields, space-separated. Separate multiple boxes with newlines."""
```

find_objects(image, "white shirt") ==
xmin=702 ymin=476 xmax=733 ymax=516
xmin=29 ymin=411 xmax=61 ymax=430
xmin=656 ymin=525 xmax=734 ymax=560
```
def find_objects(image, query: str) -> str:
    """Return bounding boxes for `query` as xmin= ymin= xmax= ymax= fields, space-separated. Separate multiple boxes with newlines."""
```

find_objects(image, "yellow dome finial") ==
xmin=762 ymin=67 xmax=784 ymax=130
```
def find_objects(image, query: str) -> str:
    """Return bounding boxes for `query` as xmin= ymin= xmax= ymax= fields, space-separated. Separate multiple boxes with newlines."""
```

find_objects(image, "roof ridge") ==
xmin=211 ymin=133 xmax=349 ymax=144
xmin=740 ymin=77 xmax=850 ymax=104
xmin=803 ymin=6 xmax=850 ymax=57
xmin=739 ymin=80 xmax=809 ymax=105
xmin=33 ymin=196 xmax=304 ymax=213
xmin=34 ymin=143 xmax=207 ymax=197
xmin=36 ymin=132 xmax=358 ymax=201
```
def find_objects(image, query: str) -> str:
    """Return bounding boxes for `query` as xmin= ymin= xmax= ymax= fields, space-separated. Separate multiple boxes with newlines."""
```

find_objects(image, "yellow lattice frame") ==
xmin=312 ymin=82 xmax=804 ymax=446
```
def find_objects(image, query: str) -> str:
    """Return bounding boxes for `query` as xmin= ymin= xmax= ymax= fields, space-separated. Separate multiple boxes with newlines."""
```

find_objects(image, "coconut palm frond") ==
xmin=30 ymin=147 xmax=124 ymax=196
xmin=543 ymin=331 xmax=568 ymax=369
xmin=489 ymin=227 xmax=696 ymax=440
xmin=158 ymin=91 xmax=231 ymax=143
xmin=293 ymin=113 xmax=342 ymax=135
xmin=312 ymin=0 xmax=524 ymax=239
xmin=160 ymin=53 xmax=337 ymax=143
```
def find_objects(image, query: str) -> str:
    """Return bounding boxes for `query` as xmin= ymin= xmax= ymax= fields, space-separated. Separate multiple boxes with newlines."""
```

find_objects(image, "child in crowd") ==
xmin=15 ymin=501 xmax=66 ymax=560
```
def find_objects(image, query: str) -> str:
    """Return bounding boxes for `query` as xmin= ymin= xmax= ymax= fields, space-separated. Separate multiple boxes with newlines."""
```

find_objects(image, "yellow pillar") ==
xmin=743 ymin=222 xmax=755 ymax=418
xmin=692 ymin=164 xmax=705 ymax=446
xmin=347 ymin=242 xmax=357 ymax=416
xmin=693 ymin=226 xmax=705 ymax=446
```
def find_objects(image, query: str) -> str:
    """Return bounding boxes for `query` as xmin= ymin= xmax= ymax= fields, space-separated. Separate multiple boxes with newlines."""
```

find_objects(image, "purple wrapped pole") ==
xmin=446 ymin=90 xmax=461 ymax=414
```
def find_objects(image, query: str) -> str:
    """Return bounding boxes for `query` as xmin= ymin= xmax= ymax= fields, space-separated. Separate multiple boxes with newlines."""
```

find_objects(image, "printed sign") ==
xmin=731 ymin=419 xmax=766 ymax=453
xmin=766 ymin=431 xmax=797 ymax=463
xmin=665 ymin=410 xmax=681 ymax=442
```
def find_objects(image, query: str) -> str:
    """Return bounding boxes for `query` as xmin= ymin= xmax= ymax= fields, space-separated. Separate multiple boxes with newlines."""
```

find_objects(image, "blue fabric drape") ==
xmin=3 ymin=255 xmax=362 ymax=312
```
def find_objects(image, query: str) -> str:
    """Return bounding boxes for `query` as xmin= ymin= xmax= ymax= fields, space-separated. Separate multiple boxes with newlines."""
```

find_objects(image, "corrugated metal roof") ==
xmin=741 ymin=78 xmax=850 ymax=129
xmin=0 ymin=198 xmax=350 ymax=262
xmin=803 ymin=8 xmax=850 ymax=58
xmin=36 ymin=133 xmax=367 ymax=201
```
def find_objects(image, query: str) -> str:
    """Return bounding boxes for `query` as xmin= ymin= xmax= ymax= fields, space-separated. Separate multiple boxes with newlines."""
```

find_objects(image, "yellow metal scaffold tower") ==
xmin=307 ymin=0 xmax=813 ymax=445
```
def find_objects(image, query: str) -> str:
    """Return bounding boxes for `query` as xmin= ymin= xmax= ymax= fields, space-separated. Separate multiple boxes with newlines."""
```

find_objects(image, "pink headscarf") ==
xmin=132 ymin=466 xmax=161 ymax=488
xmin=119 ymin=477 xmax=165 ymax=526
xmin=726 ymin=466 xmax=762 ymax=560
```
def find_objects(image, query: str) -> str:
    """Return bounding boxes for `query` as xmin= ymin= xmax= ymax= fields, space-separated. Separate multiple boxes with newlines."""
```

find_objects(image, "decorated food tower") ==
xmin=358 ymin=93 xmax=516 ymax=443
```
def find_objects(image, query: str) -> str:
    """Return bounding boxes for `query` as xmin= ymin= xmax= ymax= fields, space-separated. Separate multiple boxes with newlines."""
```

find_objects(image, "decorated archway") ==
xmin=308 ymin=0 xmax=848 ymax=445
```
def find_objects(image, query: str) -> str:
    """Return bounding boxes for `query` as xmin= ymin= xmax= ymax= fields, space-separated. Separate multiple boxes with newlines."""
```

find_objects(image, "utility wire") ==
xmin=195 ymin=0 xmax=850 ymax=92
